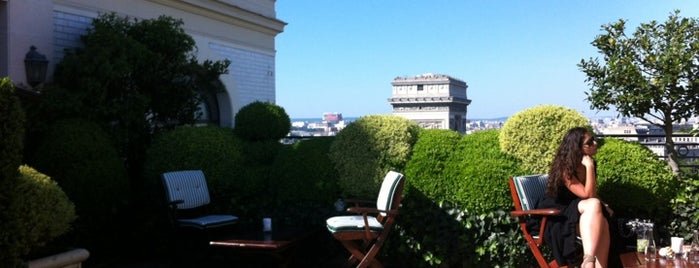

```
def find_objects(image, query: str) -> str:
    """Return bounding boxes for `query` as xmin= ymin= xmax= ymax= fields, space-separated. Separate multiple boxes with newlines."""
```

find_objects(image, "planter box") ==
xmin=27 ymin=248 xmax=89 ymax=268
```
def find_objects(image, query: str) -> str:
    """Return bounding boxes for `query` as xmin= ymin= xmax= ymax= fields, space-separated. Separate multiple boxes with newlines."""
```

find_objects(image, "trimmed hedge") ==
xmin=143 ymin=125 xmax=247 ymax=212
xmin=31 ymin=118 xmax=129 ymax=254
xmin=0 ymin=166 xmax=76 ymax=267
xmin=499 ymin=105 xmax=591 ymax=173
xmin=0 ymin=78 xmax=24 ymax=181
xmin=328 ymin=115 xmax=421 ymax=199
xmin=395 ymin=129 xmax=531 ymax=267
xmin=595 ymin=138 xmax=678 ymax=221
xmin=269 ymin=137 xmax=339 ymax=226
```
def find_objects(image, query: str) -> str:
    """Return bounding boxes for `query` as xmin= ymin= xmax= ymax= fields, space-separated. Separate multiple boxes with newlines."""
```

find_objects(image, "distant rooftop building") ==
xmin=388 ymin=73 xmax=471 ymax=133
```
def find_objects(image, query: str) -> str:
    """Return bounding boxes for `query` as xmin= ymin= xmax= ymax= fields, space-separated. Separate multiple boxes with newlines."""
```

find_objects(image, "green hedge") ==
xmin=595 ymin=138 xmax=678 ymax=221
xmin=328 ymin=115 xmax=420 ymax=199
xmin=0 ymin=166 xmax=76 ymax=267
xmin=143 ymin=125 xmax=248 ymax=211
xmin=269 ymin=137 xmax=339 ymax=226
xmin=31 ymin=118 xmax=129 ymax=254
xmin=0 ymin=78 xmax=24 ymax=181
xmin=395 ymin=129 xmax=531 ymax=267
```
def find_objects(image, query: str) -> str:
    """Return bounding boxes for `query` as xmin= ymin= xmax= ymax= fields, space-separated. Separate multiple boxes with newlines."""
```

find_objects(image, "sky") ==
xmin=274 ymin=1 xmax=699 ymax=119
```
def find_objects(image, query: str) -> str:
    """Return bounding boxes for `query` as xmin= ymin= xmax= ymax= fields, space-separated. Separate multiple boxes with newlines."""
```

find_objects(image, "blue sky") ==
xmin=275 ymin=1 xmax=699 ymax=119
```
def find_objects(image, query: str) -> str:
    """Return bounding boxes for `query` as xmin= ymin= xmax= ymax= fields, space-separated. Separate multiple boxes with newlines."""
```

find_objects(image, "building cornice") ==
xmin=147 ymin=0 xmax=287 ymax=35
xmin=388 ymin=96 xmax=472 ymax=105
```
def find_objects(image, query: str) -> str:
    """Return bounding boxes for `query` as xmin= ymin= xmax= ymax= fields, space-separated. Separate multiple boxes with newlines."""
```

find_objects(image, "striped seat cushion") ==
xmin=513 ymin=174 xmax=549 ymax=210
xmin=178 ymin=215 xmax=239 ymax=229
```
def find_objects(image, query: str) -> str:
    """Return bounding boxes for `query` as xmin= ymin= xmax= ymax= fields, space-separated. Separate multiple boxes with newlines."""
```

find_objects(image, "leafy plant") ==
xmin=0 ymin=77 xmax=24 ymax=181
xmin=595 ymin=138 xmax=678 ymax=221
xmin=579 ymin=10 xmax=699 ymax=174
xmin=499 ymin=105 xmax=591 ymax=173
xmin=0 ymin=166 xmax=76 ymax=267
xmin=234 ymin=101 xmax=291 ymax=142
xmin=328 ymin=115 xmax=420 ymax=199
xmin=668 ymin=173 xmax=699 ymax=239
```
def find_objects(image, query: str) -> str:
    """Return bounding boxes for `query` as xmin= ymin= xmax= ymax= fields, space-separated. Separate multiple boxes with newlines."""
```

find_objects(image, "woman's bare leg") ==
xmin=578 ymin=198 xmax=610 ymax=268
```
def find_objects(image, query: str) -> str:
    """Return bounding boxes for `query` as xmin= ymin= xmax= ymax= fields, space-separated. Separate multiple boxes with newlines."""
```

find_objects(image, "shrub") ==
xmin=143 ymin=125 xmax=249 ymax=214
xmin=446 ymin=129 xmax=530 ymax=214
xmin=395 ymin=129 xmax=531 ymax=267
xmin=234 ymin=101 xmax=291 ymax=142
xmin=31 ymin=118 xmax=129 ymax=254
xmin=499 ymin=105 xmax=591 ymax=173
xmin=0 ymin=77 xmax=24 ymax=181
xmin=595 ymin=138 xmax=678 ymax=221
xmin=269 ymin=137 xmax=339 ymax=226
xmin=328 ymin=115 xmax=421 ymax=199
xmin=669 ymin=173 xmax=699 ymax=239
xmin=0 ymin=166 xmax=76 ymax=267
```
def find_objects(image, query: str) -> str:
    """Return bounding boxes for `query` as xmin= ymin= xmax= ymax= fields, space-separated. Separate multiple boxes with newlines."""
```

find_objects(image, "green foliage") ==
xmin=0 ymin=78 xmax=24 ymax=181
xmin=0 ymin=166 xmax=76 ymax=267
xmin=41 ymin=13 xmax=230 ymax=189
xmin=395 ymin=129 xmax=531 ymax=267
xmin=404 ymin=129 xmax=462 ymax=198
xmin=143 ymin=125 xmax=247 ymax=207
xmin=668 ymin=173 xmax=699 ymax=238
xmin=234 ymin=101 xmax=291 ymax=142
xmin=499 ymin=105 xmax=591 ymax=173
xmin=31 ymin=118 xmax=129 ymax=253
xmin=447 ymin=130 xmax=529 ymax=214
xmin=328 ymin=115 xmax=420 ymax=199
xmin=595 ymin=138 xmax=678 ymax=221
xmin=579 ymin=10 xmax=699 ymax=173
xmin=269 ymin=137 xmax=339 ymax=226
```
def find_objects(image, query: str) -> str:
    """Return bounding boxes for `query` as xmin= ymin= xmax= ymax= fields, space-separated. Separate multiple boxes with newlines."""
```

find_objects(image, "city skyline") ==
xmin=275 ymin=1 xmax=699 ymax=119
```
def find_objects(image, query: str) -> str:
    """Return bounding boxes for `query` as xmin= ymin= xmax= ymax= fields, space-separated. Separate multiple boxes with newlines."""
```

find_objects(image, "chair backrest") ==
xmin=512 ymin=174 xmax=548 ymax=211
xmin=376 ymin=171 xmax=405 ymax=216
xmin=162 ymin=170 xmax=211 ymax=210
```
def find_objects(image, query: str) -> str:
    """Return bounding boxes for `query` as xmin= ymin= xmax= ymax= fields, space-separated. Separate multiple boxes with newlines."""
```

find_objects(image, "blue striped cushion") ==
xmin=162 ymin=170 xmax=211 ymax=210
xmin=326 ymin=215 xmax=383 ymax=233
xmin=513 ymin=174 xmax=548 ymax=210
xmin=178 ymin=214 xmax=239 ymax=229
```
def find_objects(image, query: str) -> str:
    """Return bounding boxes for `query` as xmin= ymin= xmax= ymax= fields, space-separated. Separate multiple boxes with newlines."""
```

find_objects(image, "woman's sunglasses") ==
xmin=583 ymin=137 xmax=597 ymax=147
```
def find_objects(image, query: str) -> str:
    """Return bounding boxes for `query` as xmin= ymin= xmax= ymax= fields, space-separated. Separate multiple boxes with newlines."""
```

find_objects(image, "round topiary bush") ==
xmin=328 ymin=115 xmax=421 ymax=199
xmin=234 ymin=101 xmax=290 ymax=142
xmin=499 ymin=105 xmax=591 ymax=174
xmin=0 ymin=165 xmax=76 ymax=267
xmin=595 ymin=138 xmax=678 ymax=220
xmin=31 ymin=118 xmax=129 ymax=253
xmin=0 ymin=77 xmax=24 ymax=181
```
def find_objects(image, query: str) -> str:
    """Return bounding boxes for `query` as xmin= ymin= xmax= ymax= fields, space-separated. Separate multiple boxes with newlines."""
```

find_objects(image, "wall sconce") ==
xmin=24 ymin=46 xmax=49 ymax=88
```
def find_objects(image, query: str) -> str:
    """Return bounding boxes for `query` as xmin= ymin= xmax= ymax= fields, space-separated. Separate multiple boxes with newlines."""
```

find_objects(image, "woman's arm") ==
xmin=564 ymin=155 xmax=597 ymax=199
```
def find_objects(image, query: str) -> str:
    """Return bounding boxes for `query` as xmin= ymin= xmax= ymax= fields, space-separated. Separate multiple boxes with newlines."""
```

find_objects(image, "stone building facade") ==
xmin=388 ymin=73 xmax=471 ymax=133
xmin=1 ymin=0 xmax=286 ymax=127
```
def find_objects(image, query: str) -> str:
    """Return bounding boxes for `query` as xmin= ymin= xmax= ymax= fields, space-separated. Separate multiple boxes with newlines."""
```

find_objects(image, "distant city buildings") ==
xmin=388 ymin=73 xmax=472 ymax=133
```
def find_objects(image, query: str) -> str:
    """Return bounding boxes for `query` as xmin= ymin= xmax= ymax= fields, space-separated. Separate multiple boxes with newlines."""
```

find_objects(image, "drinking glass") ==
xmin=645 ymin=236 xmax=657 ymax=262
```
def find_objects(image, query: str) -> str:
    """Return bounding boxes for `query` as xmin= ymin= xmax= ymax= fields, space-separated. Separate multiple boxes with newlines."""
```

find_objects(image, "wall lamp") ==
xmin=24 ymin=46 xmax=49 ymax=89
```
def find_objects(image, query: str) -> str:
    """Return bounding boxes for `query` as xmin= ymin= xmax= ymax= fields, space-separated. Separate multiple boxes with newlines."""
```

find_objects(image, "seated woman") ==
xmin=537 ymin=127 xmax=616 ymax=268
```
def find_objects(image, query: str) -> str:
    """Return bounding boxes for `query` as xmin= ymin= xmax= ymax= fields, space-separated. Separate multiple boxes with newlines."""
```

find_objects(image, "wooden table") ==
xmin=209 ymin=226 xmax=317 ymax=267
xmin=622 ymin=251 xmax=699 ymax=268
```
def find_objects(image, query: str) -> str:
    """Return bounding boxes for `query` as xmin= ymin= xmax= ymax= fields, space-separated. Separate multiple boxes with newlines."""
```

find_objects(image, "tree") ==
xmin=579 ymin=10 xmax=699 ymax=174
xmin=39 ymin=13 xmax=229 ymax=184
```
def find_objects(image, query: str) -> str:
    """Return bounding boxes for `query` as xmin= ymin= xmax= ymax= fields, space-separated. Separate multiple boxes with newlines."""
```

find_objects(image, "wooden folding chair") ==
xmin=326 ymin=171 xmax=405 ymax=268
xmin=509 ymin=174 xmax=566 ymax=268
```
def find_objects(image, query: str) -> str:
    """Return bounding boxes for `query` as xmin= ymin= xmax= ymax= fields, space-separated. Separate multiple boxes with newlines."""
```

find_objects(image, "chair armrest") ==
xmin=344 ymin=198 xmax=374 ymax=206
xmin=167 ymin=200 xmax=184 ymax=209
xmin=346 ymin=206 xmax=398 ymax=216
xmin=509 ymin=208 xmax=560 ymax=218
